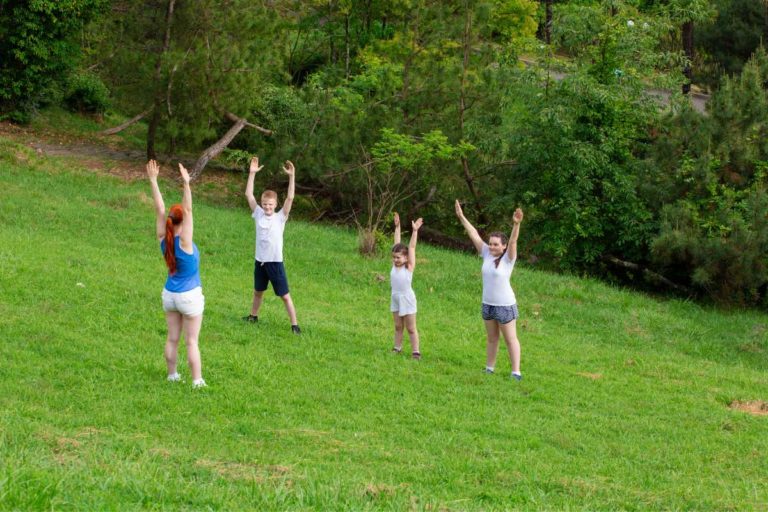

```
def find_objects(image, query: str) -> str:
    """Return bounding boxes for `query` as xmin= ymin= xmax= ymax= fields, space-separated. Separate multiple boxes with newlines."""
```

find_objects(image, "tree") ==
xmin=88 ymin=0 xmax=283 ymax=172
xmin=0 ymin=0 xmax=106 ymax=122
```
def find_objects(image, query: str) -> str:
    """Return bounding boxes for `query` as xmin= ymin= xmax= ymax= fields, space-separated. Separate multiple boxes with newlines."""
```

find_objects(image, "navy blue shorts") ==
xmin=482 ymin=303 xmax=519 ymax=324
xmin=254 ymin=260 xmax=290 ymax=297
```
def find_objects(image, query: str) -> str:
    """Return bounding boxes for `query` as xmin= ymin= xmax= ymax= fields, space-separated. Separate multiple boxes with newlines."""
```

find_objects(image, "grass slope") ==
xmin=0 ymin=139 xmax=766 ymax=511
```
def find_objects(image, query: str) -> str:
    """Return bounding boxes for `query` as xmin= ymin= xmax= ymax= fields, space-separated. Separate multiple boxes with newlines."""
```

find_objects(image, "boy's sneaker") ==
xmin=242 ymin=315 xmax=258 ymax=323
xmin=291 ymin=325 xmax=302 ymax=335
xmin=167 ymin=373 xmax=181 ymax=382
xmin=192 ymin=379 xmax=207 ymax=389
xmin=483 ymin=367 xmax=495 ymax=374
xmin=511 ymin=372 xmax=523 ymax=381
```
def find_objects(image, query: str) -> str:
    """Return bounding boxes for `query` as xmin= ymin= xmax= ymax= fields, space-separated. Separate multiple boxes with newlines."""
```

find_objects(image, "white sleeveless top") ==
xmin=481 ymin=244 xmax=516 ymax=306
xmin=390 ymin=265 xmax=414 ymax=295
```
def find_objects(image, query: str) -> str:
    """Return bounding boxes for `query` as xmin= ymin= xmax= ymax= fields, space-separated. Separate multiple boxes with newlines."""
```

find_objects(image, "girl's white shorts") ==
xmin=390 ymin=291 xmax=417 ymax=316
xmin=162 ymin=286 xmax=205 ymax=317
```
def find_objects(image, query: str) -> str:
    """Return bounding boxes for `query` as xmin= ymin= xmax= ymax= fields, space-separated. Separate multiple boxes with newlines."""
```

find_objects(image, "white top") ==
xmin=481 ymin=243 xmax=516 ymax=306
xmin=252 ymin=206 xmax=287 ymax=262
xmin=390 ymin=265 xmax=414 ymax=295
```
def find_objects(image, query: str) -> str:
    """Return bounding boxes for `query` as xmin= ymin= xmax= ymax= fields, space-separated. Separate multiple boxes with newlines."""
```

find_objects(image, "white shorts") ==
xmin=390 ymin=291 xmax=417 ymax=316
xmin=162 ymin=286 xmax=205 ymax=317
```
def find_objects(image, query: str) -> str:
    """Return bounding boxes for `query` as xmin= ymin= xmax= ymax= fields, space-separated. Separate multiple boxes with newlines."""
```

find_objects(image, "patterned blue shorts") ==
xmin=481 ymin=303 xmax=519 ymax=324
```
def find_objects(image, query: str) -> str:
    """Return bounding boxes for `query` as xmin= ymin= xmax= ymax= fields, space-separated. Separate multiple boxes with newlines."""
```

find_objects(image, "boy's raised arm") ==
xmin=245 ymin=156 xmax=263 ymax=212
xmin=281 ymin=160 xmax=296 ymax=216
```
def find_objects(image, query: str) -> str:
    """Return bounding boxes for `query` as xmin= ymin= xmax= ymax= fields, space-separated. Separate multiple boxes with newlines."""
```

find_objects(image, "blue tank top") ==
xmin=160 ymin=236 xmax=202 ymax=292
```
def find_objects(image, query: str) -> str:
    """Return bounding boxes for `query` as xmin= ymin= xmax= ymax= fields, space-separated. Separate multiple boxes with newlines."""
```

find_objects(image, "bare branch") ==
xmin=100 ymin=107 xmax=152 ymax=135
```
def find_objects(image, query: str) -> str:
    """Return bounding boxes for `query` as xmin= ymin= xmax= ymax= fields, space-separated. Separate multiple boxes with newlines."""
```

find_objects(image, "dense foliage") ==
xmin=5 ymin=0 xmax=767 ymax=306
xmin=0 ymin=0 xmax=106 ymax=122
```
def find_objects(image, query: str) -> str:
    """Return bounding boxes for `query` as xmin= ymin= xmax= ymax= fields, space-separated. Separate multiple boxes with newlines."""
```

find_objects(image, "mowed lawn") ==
xmin=1 ymin=139 xmax=767 ymax=511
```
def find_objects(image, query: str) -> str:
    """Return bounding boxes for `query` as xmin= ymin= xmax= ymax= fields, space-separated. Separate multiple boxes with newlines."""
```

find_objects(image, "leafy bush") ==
xmin=64 ymin=73 xmax=110 ymax=114
xmin=0 ymin=1 xmax=106 ymax=121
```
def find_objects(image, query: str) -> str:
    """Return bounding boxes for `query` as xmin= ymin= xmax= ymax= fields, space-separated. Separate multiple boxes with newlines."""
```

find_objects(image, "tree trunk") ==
xmin=681 ymin=20 xmax=694 ymax=95
xmin=459 ymin=3 xmax=487 ymax=225
xmin=544 ymin=0 xmax=553 ymax=44
xmin=188 ymin=113 xmax=273 ymax=180
xmin=147 ymin=0 xmax=176 ymax=160
xmin=345 ymin=14 xmax=351 ymax=80
xmin=189 ymin=117 xmax=248 ymax=181
xmin=764 ymin=1 xmax=768 ymax=49
xmin=100 ymin=107 xmax=152 ymax=135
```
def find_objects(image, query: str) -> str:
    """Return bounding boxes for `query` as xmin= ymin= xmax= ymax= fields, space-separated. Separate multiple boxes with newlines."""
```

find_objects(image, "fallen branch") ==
xmin=189 ymin=112 xmax=273 ymax=180
xmin=602 ymin=254 xmax=692 ymax=294
xmin=224 ymin=112 xmax=273 ymax=135
xmin=100 ymin=107 xmax=152 ymax=135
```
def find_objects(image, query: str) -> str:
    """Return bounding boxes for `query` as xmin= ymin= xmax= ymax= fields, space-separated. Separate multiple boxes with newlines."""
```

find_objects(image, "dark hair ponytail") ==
xmin=488 ymin=231 xmax=508 ymax=268
xmin=164 ymin=204 xmax=184 ymax=275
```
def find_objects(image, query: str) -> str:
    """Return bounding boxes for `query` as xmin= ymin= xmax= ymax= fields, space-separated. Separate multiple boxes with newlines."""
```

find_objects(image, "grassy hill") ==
xmin=0 ymin=137 xmax=766 ymax=510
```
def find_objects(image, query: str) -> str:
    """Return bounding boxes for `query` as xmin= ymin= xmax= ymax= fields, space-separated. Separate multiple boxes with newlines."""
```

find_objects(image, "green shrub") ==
xmin=64 ymin=73 xmax=110 ymax=115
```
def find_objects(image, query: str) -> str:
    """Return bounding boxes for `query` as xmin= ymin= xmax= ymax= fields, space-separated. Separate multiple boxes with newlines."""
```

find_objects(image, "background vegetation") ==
xmin=2 ymin=0 xmax=767 ymax=305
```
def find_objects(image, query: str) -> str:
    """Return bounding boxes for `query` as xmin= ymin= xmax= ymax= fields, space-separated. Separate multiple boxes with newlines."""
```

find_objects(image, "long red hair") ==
xmin=164 ymin=204 xmax=183 ymax=275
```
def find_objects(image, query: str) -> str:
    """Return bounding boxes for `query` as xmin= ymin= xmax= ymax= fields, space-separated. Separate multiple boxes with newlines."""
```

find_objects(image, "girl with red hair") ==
xmin=147 ymin=160 xmax=206 ymax=388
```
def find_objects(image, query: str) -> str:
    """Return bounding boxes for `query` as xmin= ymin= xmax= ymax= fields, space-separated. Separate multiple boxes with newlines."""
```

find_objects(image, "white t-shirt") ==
xmin=481 ymin=244 xmax=516 ymax=306
xmin=252 ymin=206 xmax=287 ymax=262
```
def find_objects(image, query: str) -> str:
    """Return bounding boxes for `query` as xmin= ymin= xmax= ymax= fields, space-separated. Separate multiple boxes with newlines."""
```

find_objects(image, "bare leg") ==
xmin=499 ymin=320 xmax=521 ymax=374
xmin=280 ymin=293 xmax=298 ymax=325
xmin=484 ymin=319 xmax=501 ymax=369
xmin=404 ymin=314 xmax=420 ymax=355
xmin=250 ymin=290 xmax=264 ymax=316
xmin=164 ymin=311 xmax=183 ymax=376
xmin=182 ymin=314 xmax=204 ymax=381
xmin=392 ymin=313 xmax=404 ymax=351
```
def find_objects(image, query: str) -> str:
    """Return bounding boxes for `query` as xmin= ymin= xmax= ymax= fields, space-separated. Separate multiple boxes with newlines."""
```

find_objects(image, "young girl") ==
xmin=147 ymin=160 xmax=206 ymax=388
xmin=390 ymin=213 xmax=423 ymax=359
xmin=455 ymin=200 xmax=524 ymax=380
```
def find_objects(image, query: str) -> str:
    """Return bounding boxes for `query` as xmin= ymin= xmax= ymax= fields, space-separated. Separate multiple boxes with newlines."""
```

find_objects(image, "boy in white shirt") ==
xmin=243 ymin=156 xmax=301 ymax=334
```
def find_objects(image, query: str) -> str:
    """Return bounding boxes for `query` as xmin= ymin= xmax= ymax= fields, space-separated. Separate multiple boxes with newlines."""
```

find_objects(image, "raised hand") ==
xmin=412 ymin=218 xmax=423 ymax=231
xmin=250 ymin=156 xmax=264 ymax=174
xmin=454 ymin=199 xmax=464 ymax=218
xmin=513 ymin=208 xmax=524 ymax=224
xmin=146 ymin=159 xmax=160 ymax=180
xmin=178 ymin=163 xmax=190 ymax=183
xmin=393 ymin=212 xmax=400 ymax=228
xmin=282 ymin=160 xmax=295 ymax=176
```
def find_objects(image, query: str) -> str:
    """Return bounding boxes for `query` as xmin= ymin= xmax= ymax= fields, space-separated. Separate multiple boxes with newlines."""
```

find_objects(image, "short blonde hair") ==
xmin=261 ymin=190 xmax=278 ymax=202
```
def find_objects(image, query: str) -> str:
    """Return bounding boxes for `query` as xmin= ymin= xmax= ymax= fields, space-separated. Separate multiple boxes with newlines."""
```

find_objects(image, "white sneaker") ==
xmin=167 ymin=373 xmax=181 ymax=382
xmin=192 ymin=379 xmax=207 ymax=389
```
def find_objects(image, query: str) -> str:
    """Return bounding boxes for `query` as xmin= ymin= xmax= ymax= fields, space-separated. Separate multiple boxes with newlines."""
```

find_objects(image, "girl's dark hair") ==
xmin=164 ymin=204 xmax=184 ymax=275
xmin=488 ymin=231 xmax=508 ymax=268
xmin=391 ymin=243 xmax=408 ymax=256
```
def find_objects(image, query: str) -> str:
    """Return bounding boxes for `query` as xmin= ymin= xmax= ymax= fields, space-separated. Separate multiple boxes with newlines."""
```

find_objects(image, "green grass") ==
xmin=1 ymin=137 xmax=767 ymax=511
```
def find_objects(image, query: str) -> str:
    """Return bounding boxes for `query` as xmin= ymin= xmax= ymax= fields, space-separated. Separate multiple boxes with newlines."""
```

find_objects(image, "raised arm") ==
xmin=408 ymin=218 xmax=423 ymax=272
xmin=245 ymin=156 xmax=263 ymax=212
xmin=146 ymin=160 xmax=166 ymax=240
xmin=455 ymin=200 xmax=484 ymax=254
xmin=178 ymin=163 xmax=194 ymax=252
xmin=393 ymin=212 xmax=401 ymax=245
xmin=506 ymin=208 xmax=523 ymax=261
xmin=281 ymin=160 xmax=296 ymax=216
